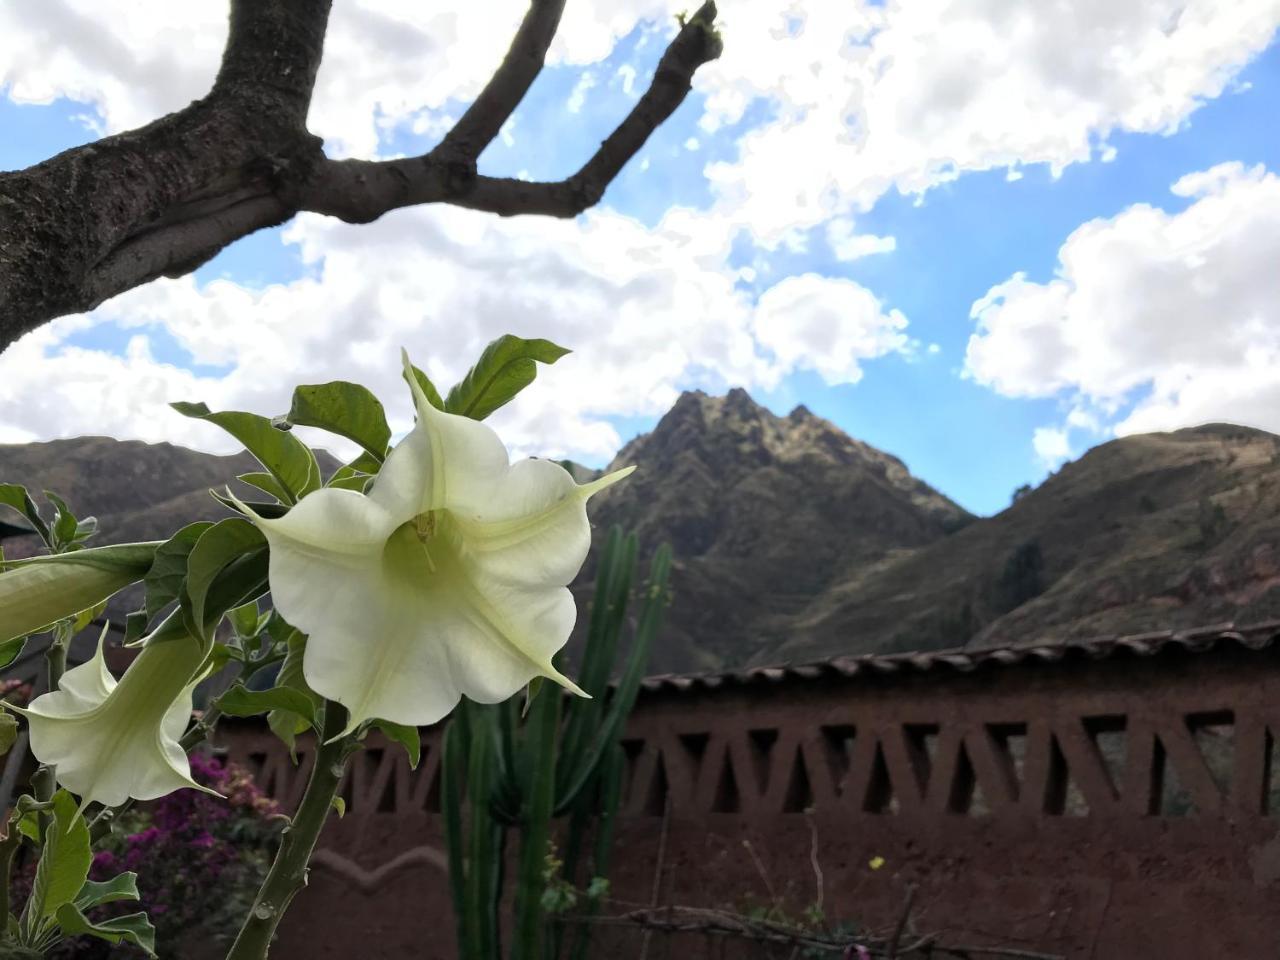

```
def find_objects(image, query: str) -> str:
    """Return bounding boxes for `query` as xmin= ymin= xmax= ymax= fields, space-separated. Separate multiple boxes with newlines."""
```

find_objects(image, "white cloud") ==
xmin=1032 ymin=426 xmax=1072 ymax=468
xmin=965 ymin=162 xmax=1280 ymax=437
xmin=701 ymin=0 xmax=1280 ymax=243
xmin=566 ymin=70 xmax=597 ymax=114
xmin=826 ymin=218 xmax=896 ymax=261
xmin=750 ymin=273 xmax=909 ymax=386
xmin=0 ymin=206 xmax=906 ymax=463
xmin=0 ymin=1 xmax=681 ymax=157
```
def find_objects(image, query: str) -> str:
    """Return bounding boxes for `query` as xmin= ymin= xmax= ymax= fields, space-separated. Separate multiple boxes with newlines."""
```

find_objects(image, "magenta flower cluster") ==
xmin=45 ymin=754 xmax=283 ymax=958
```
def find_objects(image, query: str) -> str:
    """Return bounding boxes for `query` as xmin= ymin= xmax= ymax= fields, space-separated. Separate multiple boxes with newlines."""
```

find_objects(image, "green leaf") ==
xmin=237 ymin=472 xmax=291 ymax=503
xmin=374 ymin=719 xmax=421 ymax=769
xmin=283 ymin=382 xmax=392 ymax=463
xmin=218 ymin=683 xmax=319 ymax=727
xmin=71 ymin=599 xmax=106 ymax=634
xmin=43 ymin=492 xmax=79 ymax=551
xmin=331 ymin=797 xmax=346 ymax=819
xmin=444 ymin=335 xmax=570 ymax=421
xmin=326 ymin=472 xmax=372 ymax=492
xmin=55 ymin=904 xmax=155 ymax=957
xmin=402 ymin=363 xmax=446 ymax=412
xmin=74 ymin=873 xmax=140 ymax=910
xmin=16 ymin=811 xmax=39 ymax=843
xmin=170 ymin=402 xmax=320 ymax=503
xmin=0 ymin=637 xmax=25 ymax=670
xmin=122 ymin=610 xmax=150 ymax=645
xmin=26 ymin=790 xmax=92 ymax=927
xmin=267 ymin=630 xmax=321 ymax=757
xmin=212 ymin=491 xmax=288 ymax=519
xmin=207 ymin=641 xmax=244 ymax=673
xmin=71 ymin=516 xmax=98 ymax=543
xmin=181 ymin=519 xmax=266 ymax=641
xmin=143 ymin=524 xmax=212 ymax=622
xmin=227 ymin=601 xmax=260 ymax=639
xmin=0 ymin=483 xmax=49 ymax=546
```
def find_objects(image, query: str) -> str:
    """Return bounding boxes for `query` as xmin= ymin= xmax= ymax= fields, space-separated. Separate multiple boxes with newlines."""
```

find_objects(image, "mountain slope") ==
xmin=6 ymin=409 xmax=1279 ymax=678
xmin=581 ymin=389 xmax=974 ymax=672
xmin=770 ymin=422 xmax=1280 ymax=665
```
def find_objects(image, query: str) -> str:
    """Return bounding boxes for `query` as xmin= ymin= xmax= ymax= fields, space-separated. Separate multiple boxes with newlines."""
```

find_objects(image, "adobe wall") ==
xmin=216 ymin=638 xmax=1280 ymax=959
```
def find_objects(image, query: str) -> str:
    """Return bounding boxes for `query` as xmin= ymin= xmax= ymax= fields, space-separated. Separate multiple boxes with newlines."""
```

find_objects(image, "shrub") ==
xmin=14 ymin=756 xmax=283 ymax=959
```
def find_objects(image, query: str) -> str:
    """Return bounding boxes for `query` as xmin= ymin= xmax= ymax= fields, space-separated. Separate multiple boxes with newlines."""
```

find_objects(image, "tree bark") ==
xmin=0 ymin=0 xmax=720 ymax=352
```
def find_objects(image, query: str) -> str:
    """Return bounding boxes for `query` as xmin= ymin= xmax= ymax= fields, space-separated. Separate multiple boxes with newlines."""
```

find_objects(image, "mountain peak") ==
xmin=588 ymin=388 xmax=973 ymax=671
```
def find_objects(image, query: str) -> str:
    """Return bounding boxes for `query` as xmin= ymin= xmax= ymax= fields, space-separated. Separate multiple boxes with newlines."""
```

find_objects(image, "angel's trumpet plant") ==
xmin=8 ymin=622 xmax=218 ymax=808
xmin=0 ymin=542 xmax=157 ymax=645
xmin=233 ymin=350 xmax=633 ymax=735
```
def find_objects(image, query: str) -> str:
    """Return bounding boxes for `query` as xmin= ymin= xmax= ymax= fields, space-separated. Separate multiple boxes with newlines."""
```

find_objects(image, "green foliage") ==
xmin=443 ymin=529 xmax=673 ymax=960
xmin=403 ymin=362 xmax=446 ymax=412
xmin=266 ymin=629 xmax=321 ymax=757
xmin=143 ymin=522 xmax=212 ymax=622
xmin=180 ymin=519 xmax=268 ymax=641
xmin=444 ymin=335 xmax=570 ymax=421
xmin=23 ymin=791 xmax=92 ymax=931
xmin=170 ymin=401 xmax=321 ymax=504
xmin=5 ymin=791 xmax=156 ymax=956
xmin=0 ymin=484 xmax=51 ymax=548
xmin=217 ymin=684 xmax=319 ymax=729
xmin=278 ymin=381 xmax=392 ymax=463
xmin=372 ymin=720 xmax=421 ymax=769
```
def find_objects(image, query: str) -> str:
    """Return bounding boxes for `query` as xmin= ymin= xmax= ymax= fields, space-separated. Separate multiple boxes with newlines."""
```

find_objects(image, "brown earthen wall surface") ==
xmin=217 ymin=642 xmax=1280 ymax=959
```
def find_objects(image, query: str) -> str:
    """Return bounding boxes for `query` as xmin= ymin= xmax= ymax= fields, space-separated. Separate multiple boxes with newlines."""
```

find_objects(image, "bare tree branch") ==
xmin=301 ymin=2 xmax=722 ymax=222
xmin=434 ymin=0 xmax=569 ymax=163
xmin=0 ymin=0 xmax=720 ymax=350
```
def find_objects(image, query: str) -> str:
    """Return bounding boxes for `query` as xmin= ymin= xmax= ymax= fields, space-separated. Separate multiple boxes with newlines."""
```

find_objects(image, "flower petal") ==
xmin=458 ymin=462 xmax=635 ymax=588
xmin=21 ymin=633 xmax=216 ymax=807
xmin=23 ymin=624 xmax=117 ymax=716
xmin=384 ymin=350 xmax=513 ymax=517
xmin=235 ymin=486 xmax=396 ymax=561
xmin=299 ymin=554 xmax=582 ymax=731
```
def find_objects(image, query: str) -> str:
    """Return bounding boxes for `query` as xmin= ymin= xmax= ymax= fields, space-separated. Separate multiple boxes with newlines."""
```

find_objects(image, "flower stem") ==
xmin=31 ymin=620 xmax=72 ymax=810
xmin=224 ymin=700 xmax=352 ymax=960
xmin=0 ymin=827 xmax=21 ymax=925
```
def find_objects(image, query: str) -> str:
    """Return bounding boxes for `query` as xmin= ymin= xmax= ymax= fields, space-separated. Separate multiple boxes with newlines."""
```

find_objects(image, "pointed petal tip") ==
xmin=223 ymin=487 xmax=261 ymax=522
xmin=578 ymin=464 xmax=635 ymax=500
xmin=546 ymin=667 xmax=590 ymax=700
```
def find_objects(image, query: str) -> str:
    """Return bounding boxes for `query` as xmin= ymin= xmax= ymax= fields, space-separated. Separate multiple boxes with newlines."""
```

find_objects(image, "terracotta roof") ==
xmin=637 ymin=620 xmax=1280 ymax=694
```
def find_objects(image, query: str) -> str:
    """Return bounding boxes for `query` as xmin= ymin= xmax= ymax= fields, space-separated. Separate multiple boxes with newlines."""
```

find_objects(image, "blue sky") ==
xmin=2 ymin=3 xmax=1278 ymax=517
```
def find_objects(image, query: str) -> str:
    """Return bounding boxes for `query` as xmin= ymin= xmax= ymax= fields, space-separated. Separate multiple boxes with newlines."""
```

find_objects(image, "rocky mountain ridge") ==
xmin=4 ymin=399 xmax=1279 ymax=675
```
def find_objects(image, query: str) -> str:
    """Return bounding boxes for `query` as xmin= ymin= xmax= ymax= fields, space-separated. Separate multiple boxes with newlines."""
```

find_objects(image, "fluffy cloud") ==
xmin=1032 ymin=426 xmax=1072 ymax=469
xmin=750 ymin=274 xmax=908 ymax=386
xmin=702 ymin=0 xmax=1280 ymax=244
xmin=0 ymin=205 xmax=908 ymax=463
xmin=965 ymin=162 xmax=1280 ymax=439
xmin=5 ymin=1 xmax=1274 ymax=191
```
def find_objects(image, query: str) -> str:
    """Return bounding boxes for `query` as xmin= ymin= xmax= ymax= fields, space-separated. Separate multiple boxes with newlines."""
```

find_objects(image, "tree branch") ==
xmin=213 ymin=0 xmax=334 ymax=122
xmin=434 ymin=0 xmax=568 ymax=163
xmin=0 ymin=1 xmax=721 ymax=350
xmin=299 ymin=2 xmax=722 ymax=222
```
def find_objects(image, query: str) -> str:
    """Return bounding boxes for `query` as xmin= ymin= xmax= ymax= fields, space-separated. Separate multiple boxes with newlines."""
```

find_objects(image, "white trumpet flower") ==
xmin=235 ymin=351 xmax=632 ymax=733
xmin=0 ymin=543 xmax=157 ymax=645
xmin=10 ymin=626 xmax=217 ymax=808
